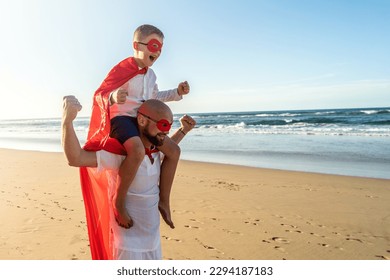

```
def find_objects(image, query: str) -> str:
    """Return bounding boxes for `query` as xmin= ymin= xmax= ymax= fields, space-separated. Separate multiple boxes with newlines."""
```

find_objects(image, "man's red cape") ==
xmin=79 ymin=57 xmax=145 ymax=260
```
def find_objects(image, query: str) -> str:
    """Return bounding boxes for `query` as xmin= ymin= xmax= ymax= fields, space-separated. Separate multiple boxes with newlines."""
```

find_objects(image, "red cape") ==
xmin=80 ymin=57 xmax=146 ymax=260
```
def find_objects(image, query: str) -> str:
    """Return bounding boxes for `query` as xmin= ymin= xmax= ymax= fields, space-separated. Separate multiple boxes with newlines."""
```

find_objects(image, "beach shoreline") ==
xmin=0 ymin=148 xmax=389 ymax=260
xmin=2 ymin=107 xmax=390 ymax=180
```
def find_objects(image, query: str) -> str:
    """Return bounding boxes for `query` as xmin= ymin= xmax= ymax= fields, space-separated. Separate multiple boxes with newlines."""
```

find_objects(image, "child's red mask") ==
xmin=138 ymin=39 xmax=163 ymax=53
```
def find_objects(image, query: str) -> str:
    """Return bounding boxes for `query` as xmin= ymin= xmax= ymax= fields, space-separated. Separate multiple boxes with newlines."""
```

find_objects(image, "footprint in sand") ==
xmin=245 ymin=219 xmax=261 ymax=226
xmin=346 ymin=238 xmax=364 ymax=243
xmin=281 ymin=223 xmax=298 ymax=229
xmin=310 ymin=232 xmax=326 ymax=238
xmin=375 ymin=255 xmax=390 ymax=260
xmin=184 ymin=225 xmax=200 ymax=229
xmin=24 ymin=218 xmax=34 ymax=224
xmin=274 ymin=246 xmax=286 ymax=252
xmin=222 ymin=229 xmax=243 ymax=235
xmin=174 ymin=210 xmax=195 ymax=215
xmin=271 ymin=237 xmax=290 ymax=244
xmin=189 ymin=218 xmax=204 ymax=224
xmin=318 ymin=243 xmax=330 ymax=247
xmin=285 ymin=229 xmax=303 ymax=234
xmin=161 ymin=235 xmax=182 ymax=242
xmin=195 ymin=238 xmax=225 ymax=255
xmin=212 ymin=181 xmax=241 ymax=191
xmin=273 ymin=214 xmax=286 ymax=219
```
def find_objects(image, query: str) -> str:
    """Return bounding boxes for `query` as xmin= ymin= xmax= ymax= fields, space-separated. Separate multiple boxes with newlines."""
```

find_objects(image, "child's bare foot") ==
xmin=158 ymin=201 xmax=174 ymax=229
xmin=113 ymin=198 xmax=133 ymax=229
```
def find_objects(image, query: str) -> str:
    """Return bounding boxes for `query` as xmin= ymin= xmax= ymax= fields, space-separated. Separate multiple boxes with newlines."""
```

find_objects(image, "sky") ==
xmin=0 ymin=0 xmax=389 ymax=120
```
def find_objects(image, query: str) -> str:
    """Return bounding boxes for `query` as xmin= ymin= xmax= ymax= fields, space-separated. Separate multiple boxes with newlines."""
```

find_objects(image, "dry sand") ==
xmin=0 ymin=148 xmax=389 ymax=260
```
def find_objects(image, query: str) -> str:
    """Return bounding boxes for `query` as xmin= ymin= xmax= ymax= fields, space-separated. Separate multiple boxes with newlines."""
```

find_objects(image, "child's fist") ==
xmin=178 ymin=81 xmax=190 ymax=96
xmin=111 ymin=89 xmax=128 ymax=105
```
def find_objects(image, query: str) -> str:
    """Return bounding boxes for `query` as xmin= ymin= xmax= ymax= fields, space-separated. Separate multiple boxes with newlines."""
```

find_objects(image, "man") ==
xmin=62 ymin=95 xmax=195 ymax=260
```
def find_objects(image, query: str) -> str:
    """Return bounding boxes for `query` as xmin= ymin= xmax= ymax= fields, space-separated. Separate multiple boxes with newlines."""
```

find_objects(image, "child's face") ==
xmin=134 ymin=34 xmax=163 ymax=68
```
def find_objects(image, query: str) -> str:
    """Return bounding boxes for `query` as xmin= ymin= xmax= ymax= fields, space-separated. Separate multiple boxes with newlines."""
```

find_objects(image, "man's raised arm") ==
xmin=61 ymin=96 xmax=97 ymax=167
xmin=170 ymin=114 xmax=196 ymax=145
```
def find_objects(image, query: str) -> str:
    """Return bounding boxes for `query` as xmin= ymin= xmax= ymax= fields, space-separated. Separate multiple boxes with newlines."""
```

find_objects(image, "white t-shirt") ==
xmin=110 ymin=68 xmax=182 ymax=118
xmin=96 ymin=150 xmax=162 ymax=254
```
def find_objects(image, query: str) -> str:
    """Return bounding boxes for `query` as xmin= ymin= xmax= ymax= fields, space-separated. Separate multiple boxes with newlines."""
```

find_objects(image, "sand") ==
xmin=0 ymin=148 xmax=389 ymax=260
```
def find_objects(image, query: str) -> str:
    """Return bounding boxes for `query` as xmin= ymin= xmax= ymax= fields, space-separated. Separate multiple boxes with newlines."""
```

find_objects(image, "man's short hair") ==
xmin=134 ymin=24 xmax=164 ymax=41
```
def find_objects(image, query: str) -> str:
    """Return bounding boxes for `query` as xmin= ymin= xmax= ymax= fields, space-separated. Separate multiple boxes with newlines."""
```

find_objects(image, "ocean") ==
xmin=0 ymin=107 xmax=389 ymax=179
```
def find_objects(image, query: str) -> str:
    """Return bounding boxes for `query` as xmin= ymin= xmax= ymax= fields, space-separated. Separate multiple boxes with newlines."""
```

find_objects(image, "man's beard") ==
xmin=145 ymin=133 xmax=164 ymax=146
xmin=143 ymin=126 xmax=165 ymax=147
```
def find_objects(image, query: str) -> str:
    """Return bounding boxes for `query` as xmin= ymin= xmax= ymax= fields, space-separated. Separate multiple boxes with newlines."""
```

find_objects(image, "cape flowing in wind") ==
xmin=79 ymin=57 xmax=146 ymax=259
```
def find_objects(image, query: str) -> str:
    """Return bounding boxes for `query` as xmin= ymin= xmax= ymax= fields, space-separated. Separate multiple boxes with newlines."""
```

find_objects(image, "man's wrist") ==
xmin=179 ymin=127 xmax=187 ymax=135
xmin=62 ymin=119 xmax=74 ymax=127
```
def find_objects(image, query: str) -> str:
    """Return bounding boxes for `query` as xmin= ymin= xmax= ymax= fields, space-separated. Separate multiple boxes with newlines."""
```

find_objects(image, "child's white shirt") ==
xmin=109 ymin=68 xmax=182 ymax=119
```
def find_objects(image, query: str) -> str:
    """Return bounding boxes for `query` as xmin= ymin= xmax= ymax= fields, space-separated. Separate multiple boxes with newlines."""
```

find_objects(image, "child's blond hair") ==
xmin=134 ymin=24 xmax=164 ymax=41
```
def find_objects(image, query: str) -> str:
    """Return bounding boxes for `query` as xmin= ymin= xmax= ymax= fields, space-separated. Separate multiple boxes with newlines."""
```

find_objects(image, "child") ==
xmin=108 ymin=24 xmax=189 ymax=229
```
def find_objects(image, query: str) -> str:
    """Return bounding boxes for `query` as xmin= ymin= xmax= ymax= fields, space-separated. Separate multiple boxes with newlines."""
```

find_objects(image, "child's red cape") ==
xmin=79 ymin=57 xmax=146 ymax=260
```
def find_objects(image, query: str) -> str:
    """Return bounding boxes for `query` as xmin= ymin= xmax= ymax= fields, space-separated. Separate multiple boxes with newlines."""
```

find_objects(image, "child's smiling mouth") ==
xmin=149 ymin=55 xmax=157 ymax=62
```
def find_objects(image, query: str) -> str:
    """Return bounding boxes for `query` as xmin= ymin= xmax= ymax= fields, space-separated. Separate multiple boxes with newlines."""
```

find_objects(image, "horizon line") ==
xmin=0 ymin=105 xmax=389 ymax=121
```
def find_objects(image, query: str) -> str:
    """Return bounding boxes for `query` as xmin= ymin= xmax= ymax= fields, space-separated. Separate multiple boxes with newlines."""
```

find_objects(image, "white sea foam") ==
xmin=315 ymin=111 xmax=336 ymax=115
xmin=361 ymin=110 xmax=378 ymax=114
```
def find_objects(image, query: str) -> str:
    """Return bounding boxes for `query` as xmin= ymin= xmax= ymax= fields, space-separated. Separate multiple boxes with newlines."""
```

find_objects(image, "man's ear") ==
xmin=137 ymin=115 xmax=145 ymax=127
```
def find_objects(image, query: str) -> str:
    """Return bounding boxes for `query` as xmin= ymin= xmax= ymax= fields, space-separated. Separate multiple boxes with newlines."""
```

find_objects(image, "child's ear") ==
xmin=133 ymin=41 xmax=138 ymax=50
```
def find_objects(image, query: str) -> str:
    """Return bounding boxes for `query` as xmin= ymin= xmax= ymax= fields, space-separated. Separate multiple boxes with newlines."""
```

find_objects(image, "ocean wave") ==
xmin=358 ymin=109 xmax=390 ymax=115
xmin=361 ymin=110 xmax=379 ymax=115
xmin=195 ymin=123 xmax=390 ymax=137
xmin=314 ymin=111 xmax=337 ymax=115
xmin=216 ymin=117 xmax=348 ymax=126
xmin=1 ymin=107 xmax=389 ymax=140
xmin=256 ymin=113 xmax=301 ymax=117
xmin=345 ymin=109 xmax=390 ymax=116
xmin=363 ymin=120 xmax=390 ymax=125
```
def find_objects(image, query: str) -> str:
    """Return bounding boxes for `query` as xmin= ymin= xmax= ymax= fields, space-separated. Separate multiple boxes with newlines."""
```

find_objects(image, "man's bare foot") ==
xmin=158 ymin=202 xmax=174 ymax=229
xmin=113 ymin=198 xmax=133 ymax=229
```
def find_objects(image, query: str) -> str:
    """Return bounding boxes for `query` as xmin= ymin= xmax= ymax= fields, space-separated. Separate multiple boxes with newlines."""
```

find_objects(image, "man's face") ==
xmin=134 ymin=34 xmax=163 ymax=68
xmin=143 ymin=122 xmax=167 ymax=146
xmin=141 ymin=111 xmax=173 ymax=146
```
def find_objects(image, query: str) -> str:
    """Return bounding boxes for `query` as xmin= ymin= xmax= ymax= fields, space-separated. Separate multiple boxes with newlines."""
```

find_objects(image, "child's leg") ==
xmin=157 ymin=137 xmax=181 ymax=229
xmin=112 ymin=136 xmax=145 ymax=228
